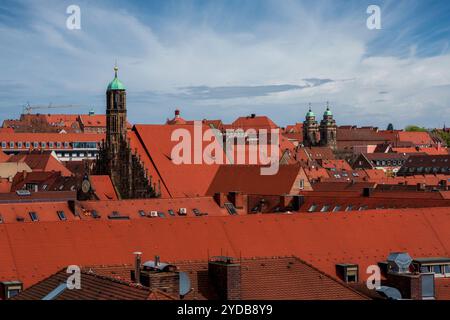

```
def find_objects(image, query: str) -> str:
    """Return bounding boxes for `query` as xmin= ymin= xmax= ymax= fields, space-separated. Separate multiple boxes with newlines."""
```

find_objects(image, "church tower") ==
xmin=303 ymin=104 xmax=320 ymax=147
xmin=319 ymin=102 xmax=337 ymax=149
xmin=106 ymin=65 xmax=127 ymax=164
xmin=94 ymin=66 xmax=157 ymax=199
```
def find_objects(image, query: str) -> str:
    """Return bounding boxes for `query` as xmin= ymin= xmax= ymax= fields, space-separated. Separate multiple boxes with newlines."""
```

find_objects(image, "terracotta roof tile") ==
xmin=1 ymin=207 xmax=449 ymax=289
xmin=89 ymin=175 xmax=118 ymax=200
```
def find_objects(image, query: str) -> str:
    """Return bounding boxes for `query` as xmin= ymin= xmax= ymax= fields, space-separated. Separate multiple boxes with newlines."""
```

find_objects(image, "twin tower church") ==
xmin=302 ymin=104 xmax=338 ymax=149
xmin=94 ymin=66 xmax=338 ymax=199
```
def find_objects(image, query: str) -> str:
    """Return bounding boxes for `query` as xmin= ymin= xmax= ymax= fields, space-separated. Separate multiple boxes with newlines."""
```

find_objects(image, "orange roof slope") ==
xmin=78 ymin=197 xmax=231 ymax=218
xmin=0 ymin=202 xmax=77 ymax=223
xmin=89 ymin=175 xmax=118 ymax=200
xmin=133 ymin=124 xmax=225 ymax=198
xmin=1 ymin=207 xmax=450 ymax=288
xmin=398 ymin=131 xmax=433 ymax=146
xmin=88 ymin=257 xmax=368 ymax=300
xmin=231 ymin=115 xmax=278 ymax=130
xmin=0 ymin=150 xmax=9 ymax=162
xmin=206 ymin=164 xmax=303 ymax=195
xmin=12 ymin=269 xmax=163 ymax=300
xmin=8 ymin=152 xmax=72 ymax=177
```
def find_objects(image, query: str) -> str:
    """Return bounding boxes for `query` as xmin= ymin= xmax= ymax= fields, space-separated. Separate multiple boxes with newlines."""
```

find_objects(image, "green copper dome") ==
xmin=107 ymin=66 xmax=125 ymax=91
xmin=306 ymin=108 xmax=315 ymax=118
xmin=324 ymin=108 xmax=333 ymax=116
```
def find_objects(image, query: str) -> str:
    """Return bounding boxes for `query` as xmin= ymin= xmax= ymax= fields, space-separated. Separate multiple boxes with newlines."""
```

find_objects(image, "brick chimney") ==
xmin=384 ymin=273 xmax=423 ymax=300
xmin=208 ymin=256 xmax=241 ymax=300
xmin=131 ymin=255 xmax=180 ymax=297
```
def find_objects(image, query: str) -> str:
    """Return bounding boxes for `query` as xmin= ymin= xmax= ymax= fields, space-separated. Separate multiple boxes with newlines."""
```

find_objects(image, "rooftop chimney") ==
xmin=133 ymin=252 xmax=142 ymax=284
xmin=208 ymin=256 xmax=241 ymax=300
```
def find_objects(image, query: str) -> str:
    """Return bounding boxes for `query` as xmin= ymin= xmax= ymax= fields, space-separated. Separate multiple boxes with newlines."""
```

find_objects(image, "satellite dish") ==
xmin=376 ymin=286 xmax=402 ymax=300
xmin=179 ymin=272 xmax=191 ymax=296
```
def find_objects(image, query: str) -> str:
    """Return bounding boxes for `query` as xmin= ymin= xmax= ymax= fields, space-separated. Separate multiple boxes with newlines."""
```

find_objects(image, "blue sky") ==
xmin=0 ymin=0 xmax=449 ymax=128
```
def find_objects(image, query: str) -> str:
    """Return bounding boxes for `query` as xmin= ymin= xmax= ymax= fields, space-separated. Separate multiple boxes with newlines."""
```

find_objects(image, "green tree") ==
xmin=435 ymin=130 xmax=450 ymax=146
xmin=405 ymin=125 xmax=427 ymax=132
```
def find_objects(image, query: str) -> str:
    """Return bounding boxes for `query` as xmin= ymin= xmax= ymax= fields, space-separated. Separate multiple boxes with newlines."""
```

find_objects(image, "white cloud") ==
xmin=0 ymin=0 xmax=448 ymax=129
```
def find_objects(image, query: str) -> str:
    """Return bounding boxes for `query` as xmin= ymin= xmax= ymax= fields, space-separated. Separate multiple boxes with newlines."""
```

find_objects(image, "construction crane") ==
xmin=22 ymin=102 xmax=90 ymax=115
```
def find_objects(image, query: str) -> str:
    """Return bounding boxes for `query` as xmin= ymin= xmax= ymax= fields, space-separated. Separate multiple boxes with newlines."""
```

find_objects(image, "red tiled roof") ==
xmin=0 ymin=201 xmax=77 ymax=223
xmin=133 ymin=124 xmax=224 ymax=198
xmin=321 ymin=159 xmax=352 ymax=171
xmin=88 ymin=257 xmax=368 ymax=300
xmin=0 ymin=179 xmax=11 ymax=193
xmin=392 ymin=147 xmax=449 ymax=155
xmin=398 ymin=131 xmax=433 ymax=146
xmin=78 ymin=196 xmax=232 ymax=218
xmin=231 ymin=115 xmax=278 ymax=131
xmin=206 ymin=164 xmax=304 ymax=195
xmin=8 ymin=151 xmax=73 ymax=177
xmin=0 ymin=132 xmax=104 ymax=144
xmin=1 ymin=207 xmax=450 ymax=289
xmin=436 ymin=278 xmax=450 ymax=300
xmin=0 ymin=150 xmax=9 ymax=162
xmin=12 ymin=269 xmax=167 ymax=300
xmin=89 ymin=175 xmax=118 ymax=201
xmin=79 ymin=115 xmax=106 ymax=127
xmin=285 ymin=123 xmax=303 ymax=133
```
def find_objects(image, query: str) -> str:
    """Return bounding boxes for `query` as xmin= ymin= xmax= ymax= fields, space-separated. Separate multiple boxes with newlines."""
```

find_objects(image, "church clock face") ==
xmin=81 ymin=179 xmax=91 ymax=193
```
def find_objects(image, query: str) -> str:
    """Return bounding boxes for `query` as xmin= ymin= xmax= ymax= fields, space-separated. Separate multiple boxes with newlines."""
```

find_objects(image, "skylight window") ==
xmin=29 ymin=211 xmax=39 ymax=222
xmin=308 ymin=204 xmax=317 ymax=213
xmin=332 ymin=206 xmax=341 ymax=212
xmin=91 ymin=210 xmax=100 ymax=219
xmin=345 ymin=205 xmax=353 ymax=212
xmin=320 ymin=205 xmax=330 ymax=212
xmin=138 ymin=210 xmax=146 ymax=217
xmin=57 ymin=211 xmax=67 ymax=221
xmin=42 ymin=283 xmax=67 ymax=300
xmin=224 ymin=203 xmax=238 ymax=215
xmin=167 ymin=209 xmax=175 ymax=217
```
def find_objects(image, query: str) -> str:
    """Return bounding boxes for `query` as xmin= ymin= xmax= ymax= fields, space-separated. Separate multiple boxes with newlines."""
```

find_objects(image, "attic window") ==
xmin=358 ymin=206 xmax=368 ymax=211
xmin=138 ymin=210 xmax=146 ymax=217
xmin=224 ymin=203 xmax=238 ymax=215
xmin=320 ymin=205 xmax=330 ymax=212
xmin=336 ymin=264 xmax=359 ymax=283
xmin=345 ymin=205 xmax=353 ymax=212
xmin=167 ymin=209 xmax=175 ymax=217
xmin=193 ymin=208 xmax=201 ymax=216
xmin=307 ymin=204 xmax=317 ymax=213
xmin=91 ymin=210 xmax=100 ymax=219
xmin=57 ymin=211 xmax=67 ymax=221
xmin=332 ymin=206 xmax=341 ymax=212
xmin=29 ymin=211 xmax=39 ymax=222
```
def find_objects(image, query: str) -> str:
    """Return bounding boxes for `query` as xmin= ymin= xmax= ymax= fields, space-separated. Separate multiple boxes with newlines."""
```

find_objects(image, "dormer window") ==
xmin=336 ymin=264 xmax=359 ymax=283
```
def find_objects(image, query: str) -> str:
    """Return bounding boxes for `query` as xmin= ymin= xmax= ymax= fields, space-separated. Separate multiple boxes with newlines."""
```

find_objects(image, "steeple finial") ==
xmin=114 ymin=62 xmax=118 ymax=78
xmin=326 ymin=101 xmax=330 ymax=110
xmin=308 ymin=102 xmax=312 ymax=111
